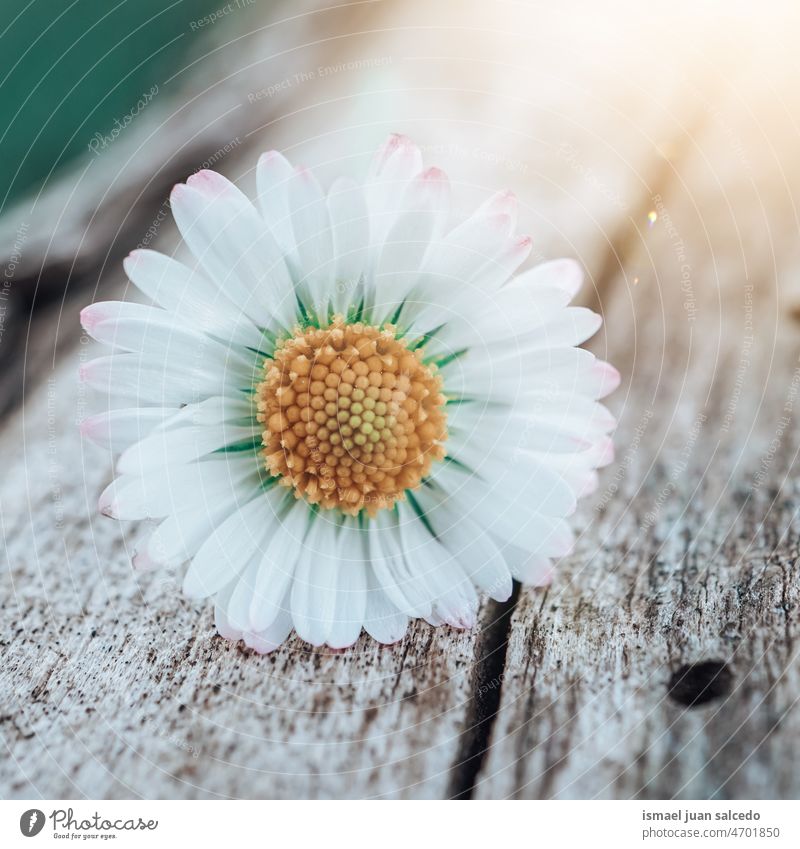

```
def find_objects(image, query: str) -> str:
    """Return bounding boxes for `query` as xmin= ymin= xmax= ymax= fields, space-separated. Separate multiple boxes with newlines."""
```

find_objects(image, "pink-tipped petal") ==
xmin=79 ymin=303 xmax=106 ymax=332
xmin=419 ymin=165 xmax=448 ymax=185
xmin=411 ymin=166 xmax=450 ymax=203
xmin=370 ymin=133 xmax=414 ymax=176
xmin=169 ymin=182 xmax=187 ymax=203
xmin=121 ymin=251 xmax=147 ymax=284
xmin=594 ymin=361 xmax=622 ymax=398
xmin=369 ymin=134 xmax=423 ymax=187
xmin=515 ymin=234 xmax=533 ymax=254
xmin=186 ymin=168 xmax=233 ymax=198
xmin=399 ymin=167 xmax=451 ymax=229
xmin=479 ymin=189 xmax=518 ymax=223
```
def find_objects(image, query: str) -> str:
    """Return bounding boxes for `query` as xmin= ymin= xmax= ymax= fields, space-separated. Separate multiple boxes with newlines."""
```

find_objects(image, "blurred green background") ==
xmin=0 ymin=0 xmax=230 ymax=210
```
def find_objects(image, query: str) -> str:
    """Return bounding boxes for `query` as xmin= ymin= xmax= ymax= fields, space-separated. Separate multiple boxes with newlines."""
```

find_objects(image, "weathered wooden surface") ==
xmin=2 ymin=0 xmax=800 ymax=799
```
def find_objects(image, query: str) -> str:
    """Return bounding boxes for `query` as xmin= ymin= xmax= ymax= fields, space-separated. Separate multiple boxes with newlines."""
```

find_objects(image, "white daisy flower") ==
xmin=79 ymin=134 xmax=618 ymax=653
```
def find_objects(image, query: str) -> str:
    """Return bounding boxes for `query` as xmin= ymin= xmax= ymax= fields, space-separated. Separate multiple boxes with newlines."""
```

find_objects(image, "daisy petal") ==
xmin=243 ymin=598 xmax=294 ymax=653
xmin=117 ymin=423 xmax=260 ymax=475
xmin=183 ymin=496 xmax=274 ymax=599
xmin=363 ymin=567 xmax=409 ymax=644
xmin=290 ymin=521 xmax=340 ymax=646
xmin=256 ymin=149 xmax=296 ymax=256
xmin=327 ymin=177 xmax=370 ymax=314
xmin=366 ymin=134 xmax=424 ymax=240
xmin=398 ymin=509 xmax=478 ymax=629
xmin=171 ymin=171 xmax=296 ymax=330
xmin=372 ymin=167 xmax=451 ymax=321
xmin=368 ymin=513 xmax=432 ymax=619
xmin=289 ymin=166 xmax=334 ymax=310
xmin=250 ymin=505 xmax=308 ymax=631
xmin=327 ymin=559 xmax=367 ymax=649
xmin=80 ymin=407 xmax=173 ymax=452
xmin=515 ymin=257 xmax=584 ymax=298
xmin=123 ymin=250 xmax=263 ymax=349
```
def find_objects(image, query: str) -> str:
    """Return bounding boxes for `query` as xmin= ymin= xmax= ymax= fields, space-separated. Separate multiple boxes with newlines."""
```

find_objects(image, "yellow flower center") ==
xmin=256 ymin=317 xmax=448 ymax=516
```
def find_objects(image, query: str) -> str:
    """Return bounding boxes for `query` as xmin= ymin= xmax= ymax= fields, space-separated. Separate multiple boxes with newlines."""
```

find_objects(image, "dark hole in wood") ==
xmin=668 ymin=660 xmax=733 ymax=707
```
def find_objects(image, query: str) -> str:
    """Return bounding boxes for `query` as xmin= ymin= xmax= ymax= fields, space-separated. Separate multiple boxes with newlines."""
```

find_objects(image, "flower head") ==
xmin=80 ymin=134 xmax=619 ymax=652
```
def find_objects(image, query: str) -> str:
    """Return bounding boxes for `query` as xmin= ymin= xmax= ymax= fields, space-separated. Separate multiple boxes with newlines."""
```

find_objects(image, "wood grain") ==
xmin=2 ymin=0 xmax=800 ymax=799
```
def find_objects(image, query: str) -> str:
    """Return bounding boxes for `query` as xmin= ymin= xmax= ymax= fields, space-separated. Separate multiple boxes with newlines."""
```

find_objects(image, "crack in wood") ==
xmin=446 ymin=582 xmax=521 ymax=799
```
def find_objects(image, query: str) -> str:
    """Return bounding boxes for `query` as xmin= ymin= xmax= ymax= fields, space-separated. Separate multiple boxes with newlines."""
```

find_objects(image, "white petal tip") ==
xmin=379 ymin=633 xmax=407 ymax=646
xmin=597 ymin=437 xmax=616 ymax=467
xmin=242 ymin=632 xmax=285 ymax=654
xmin=447 ymin=606 xmax=479 ymax=630
xmin=182 ymin=573 xmax=211 ymax=600
xmin=552 ymin=258 xmax=584 ymax=296
xmin=578 ymin=471 xmax=600 ymax=498
xmin=326 ymin=632 xmax=363 ymax=651
xmin=491 ymin=587 xmax=514 ymax=603
xmin=122 ymin=250 xmax=145 ymax=273
xmin=370 ymin=624 xmax=409 ymax=645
